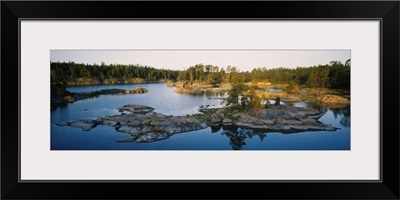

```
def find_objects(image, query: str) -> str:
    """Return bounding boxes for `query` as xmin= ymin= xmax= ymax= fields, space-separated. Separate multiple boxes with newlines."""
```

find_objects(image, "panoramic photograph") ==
xmin=51 ymin=50 xmax=350 ymax=150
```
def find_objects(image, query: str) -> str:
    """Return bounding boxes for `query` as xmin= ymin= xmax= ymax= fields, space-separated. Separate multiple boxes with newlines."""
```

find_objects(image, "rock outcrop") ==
xmin=55 ymin=104 xmax=338 ymax=143
xmin=55 ymin=119 xmax=98 ymax=131
xmin=51 ymin=87 xmax=148 ymax=109
xmin=317 ymin=94 xmax=350 ymax=104
xmin=56 ymin=104 xmax=208 ymax=143
xmin=235 ymin=105 xmax=335 ymax=131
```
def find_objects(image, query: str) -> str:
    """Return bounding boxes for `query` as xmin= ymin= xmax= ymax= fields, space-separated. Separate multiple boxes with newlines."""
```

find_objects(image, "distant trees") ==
xmin=177 ymin=60 xmax=350 ymax=90
xmin=177 ymin=64 xmax=248 ymax=86
xmin=285 ymin=80 xmax=300 ymax=94
xmin=52 ymin=59 xmax=350 ymax=91
xmin=51 ymin=62 xmax=179 ymax=84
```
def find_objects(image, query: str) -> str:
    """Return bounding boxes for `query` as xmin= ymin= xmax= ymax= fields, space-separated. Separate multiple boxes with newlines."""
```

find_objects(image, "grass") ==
xmin=192 ymin=114 xmax=212 ymax=121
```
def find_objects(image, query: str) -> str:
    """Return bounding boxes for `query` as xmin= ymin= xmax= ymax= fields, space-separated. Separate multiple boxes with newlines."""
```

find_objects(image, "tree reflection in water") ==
xmin=220 ymin=126 xmax=267 ymax=150
xmin=215 ymin=102 xmax=350 ymax=150
xmin=330 ymin=105 xmax=350 ymax=127
xmin=310 ymin=102 xmax=350 ymax=127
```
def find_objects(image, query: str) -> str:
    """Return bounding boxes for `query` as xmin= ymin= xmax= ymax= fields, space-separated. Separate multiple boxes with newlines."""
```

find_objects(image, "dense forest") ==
xmin=51 ymin=62 xmax=179 ymax=84
xmin=177 ymin=60 xmax=350 ymax=90
xmin=51 ymin=59 xmax=350 ymax=90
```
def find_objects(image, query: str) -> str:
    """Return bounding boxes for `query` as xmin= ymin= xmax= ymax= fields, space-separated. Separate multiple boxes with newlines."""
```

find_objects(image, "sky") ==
xmin=51 ymin=50 xmax=350 ymax=71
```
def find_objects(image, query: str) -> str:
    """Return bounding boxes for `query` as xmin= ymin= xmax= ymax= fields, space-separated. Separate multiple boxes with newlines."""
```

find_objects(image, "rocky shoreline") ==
xmin=56 ymin=104 xmax=208 ymax=143
xmin=204 ymin=105 xmax=335 ymax=131
xmin=55 ymin=104 xmax=337 ymax=143
xmin=51 ymin=87 xmax=148 ymax=108
xmin=167 ymin=81 xmax=231 ymax=94
xmin=168 ymin=81 xmax=350 ymax=106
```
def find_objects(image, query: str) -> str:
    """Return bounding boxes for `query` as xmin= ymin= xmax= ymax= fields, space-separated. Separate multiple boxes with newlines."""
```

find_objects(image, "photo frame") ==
xmin=2 ymin=1 xmax=399 ymax=199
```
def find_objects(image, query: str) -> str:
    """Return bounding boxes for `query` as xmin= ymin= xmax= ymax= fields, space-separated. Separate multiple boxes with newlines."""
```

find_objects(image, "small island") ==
xmin=51 ymin=84 xmax=148 ymax=108
xmin=56 ymin=101 xmax=337 ymax=143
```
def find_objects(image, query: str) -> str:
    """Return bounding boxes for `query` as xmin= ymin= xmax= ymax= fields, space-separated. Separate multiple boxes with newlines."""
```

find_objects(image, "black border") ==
xmin=2 ymin=1 xmax=399 ymax=199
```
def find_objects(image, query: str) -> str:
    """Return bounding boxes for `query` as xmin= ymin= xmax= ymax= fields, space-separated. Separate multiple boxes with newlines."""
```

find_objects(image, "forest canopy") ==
xmin=50 ymin=61 xmax=179 ymax=84
xmin=51 ymin=59 xmax=350 ymax=90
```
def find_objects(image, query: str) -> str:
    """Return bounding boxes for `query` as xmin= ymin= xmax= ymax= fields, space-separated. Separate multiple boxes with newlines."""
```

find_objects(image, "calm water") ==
xmin=266 ymin=88 xmax=283 ymax=92
xmin=51 ymin=83 xmax=350 ymax=150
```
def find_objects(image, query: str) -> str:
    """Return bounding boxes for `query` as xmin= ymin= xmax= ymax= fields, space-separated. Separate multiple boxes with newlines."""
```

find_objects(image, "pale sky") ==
xmin=51 ymin=50 xmax=350 ymax=71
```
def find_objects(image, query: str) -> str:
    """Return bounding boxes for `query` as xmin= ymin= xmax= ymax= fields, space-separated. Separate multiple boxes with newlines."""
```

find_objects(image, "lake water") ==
xmin=265 ymin=88 xmax=283 ymax=92
xmin=51 ymin=83 xmax=350 ymax=150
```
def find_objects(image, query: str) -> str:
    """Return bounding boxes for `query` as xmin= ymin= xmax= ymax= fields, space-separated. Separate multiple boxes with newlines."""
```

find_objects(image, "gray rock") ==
xmin=102 ymin=120 xmax=119 ymax=126
xmin=164 ymin=125 xmax=184 ymax=134
xmin=216 ymin=109 xmax=224 ymax=114
xmin=57 ymin=104 xmax=209 ymax=142
xmin=68 ymin=119 xmax=98 ymax=131
xmin=211 ymin=113 xmax=222 ymax=125
xmin=127 ymin=120 xmax=141 ymax=126
xmin=55 ymin=121 xmax=69 ymax=126
xmin=117 ymin=125 xmax=140 ymax=136
xmin=222 ymin=118 xmax=233 ymax=126
xmin=136 ymin=132 xmax=169 ymax=143
xmin=139 ymin=126 xmax=153 ymax=134
xmin=217 ymin=112 xmax=225 ymax=120
xmin=150 ymin=120 xmax=172 ymax=126
xmin=233 ymin=105 xmax=337 ymax=132
xmin=117 ymin=104 xmax=155 ymax=114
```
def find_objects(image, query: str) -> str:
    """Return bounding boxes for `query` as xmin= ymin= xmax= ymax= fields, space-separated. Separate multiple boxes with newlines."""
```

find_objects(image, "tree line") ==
xmin=52 ymin=60 xmax=350 ymax=90
xmin=177 ymin=60 xmax=350 ymax=90
xmin=51 ymin=62 xmax=179 ymax=83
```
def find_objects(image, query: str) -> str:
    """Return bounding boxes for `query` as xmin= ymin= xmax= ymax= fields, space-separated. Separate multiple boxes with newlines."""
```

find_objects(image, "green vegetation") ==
xmin=285 ymin=80 xmax=300 ymax=94
xmin=224 ymin=84 xmax=266 ymax=111
xmin=51 ymin=61 xmax=179 ymax=84
xmin=275 ymin=97 xmax=281 ymax=105
xmin=52 ymin=60 xmax=350 ymax=91
xmin=225 ymin=83 xmax=249 ymax=107
xmin=177 ymin=60 xmax=350 ymax=90
xmin=177 ymin=64 xmax=248 ymax=85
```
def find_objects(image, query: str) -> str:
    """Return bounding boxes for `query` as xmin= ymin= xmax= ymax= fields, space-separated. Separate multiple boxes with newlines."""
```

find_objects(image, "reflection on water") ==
xmin=331 ymin=106 xmax=350 ymax=127
xmin=266 ymin=88 xmax=283 ymax=92
xmin=221 ymin=127 xmax=267 ymax=150
xmin=285 ymin=101 xmax=350 ymax=128
xmin=52 ymin=83 xmax=350 ymax=150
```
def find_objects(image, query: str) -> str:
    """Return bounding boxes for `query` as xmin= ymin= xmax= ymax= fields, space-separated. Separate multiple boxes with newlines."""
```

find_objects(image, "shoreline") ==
xmin=51 ymin=86 xmax=148 ymax=109
xmin=64 ymin=80 xmax=168 ymax=87
xmin=55 ymin=104 xmax=338 ymax=143
xmin=168 ymin=81 xmax=350 ymax=104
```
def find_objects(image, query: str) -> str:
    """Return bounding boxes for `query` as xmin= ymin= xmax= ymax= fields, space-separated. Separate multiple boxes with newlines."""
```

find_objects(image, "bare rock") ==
xmin=222 ymin=118 xmax=233 ymax=126
xmin=55 ymin=121 xmax=69 ymax=126
xmin=68 ymin=119 xmax=98 ymax=131
xmin=117 ymin=104 xmax=155 ymax=114
xmin=136 ymin=132 xmax=169 ymax=143
xmin=211 ymin=113 xmax=222 ymax=126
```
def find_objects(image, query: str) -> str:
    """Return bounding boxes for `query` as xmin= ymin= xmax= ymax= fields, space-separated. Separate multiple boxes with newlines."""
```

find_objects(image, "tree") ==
xmin=246 ymin=86 xmax=263 ymax=110
xmin=345 ymin=59 xmax=351 ymax=67
xmin=275 ymin=97 xmax=281 ymax=105
xmin=225 ymin=83 xmax=248 ymax=106
xmin=285 ymin=80 xmax=299 ymax=94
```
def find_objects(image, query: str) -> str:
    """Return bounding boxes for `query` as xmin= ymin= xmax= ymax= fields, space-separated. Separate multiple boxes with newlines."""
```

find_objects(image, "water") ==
xmin=51 ymin=83 xmax=350 ymax=150
xmin=266 ymin=88 xmax=283 ymax=92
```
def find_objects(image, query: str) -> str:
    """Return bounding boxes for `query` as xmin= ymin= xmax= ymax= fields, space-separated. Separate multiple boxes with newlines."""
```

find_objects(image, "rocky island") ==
xmin=55 ymin=103 xmax=337 ymax=143
xmin=51 ymin=85 xmax=148 ymax=109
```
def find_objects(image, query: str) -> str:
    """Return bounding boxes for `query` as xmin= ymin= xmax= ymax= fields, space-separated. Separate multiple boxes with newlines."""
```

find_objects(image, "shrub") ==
xmin=275 ymin=96 xmax=281 ymax=105
xmin=265 ymin=99 xmax=271 ymax=108
xmin=286 ymin=80 xmax=300 ymax=94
